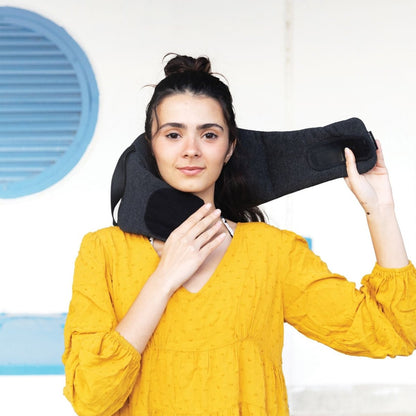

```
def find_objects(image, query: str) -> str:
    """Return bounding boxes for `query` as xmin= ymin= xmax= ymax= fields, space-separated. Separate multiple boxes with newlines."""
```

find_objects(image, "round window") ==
xmin=0 ymin=7 xmax=99 ymax=198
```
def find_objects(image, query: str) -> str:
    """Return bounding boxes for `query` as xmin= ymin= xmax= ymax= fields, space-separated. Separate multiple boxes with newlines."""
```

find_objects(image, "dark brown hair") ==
xmin=144 ymin=54 xmax=265 ymax=223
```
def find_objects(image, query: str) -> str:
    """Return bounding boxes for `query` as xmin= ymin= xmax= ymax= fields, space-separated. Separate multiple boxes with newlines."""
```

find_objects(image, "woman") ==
xmin=63 ymin=55 xmax=416 ymax=416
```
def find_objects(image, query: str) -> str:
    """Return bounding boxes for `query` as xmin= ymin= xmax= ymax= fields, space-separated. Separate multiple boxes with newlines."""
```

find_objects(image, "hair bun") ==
xmin=164 ymin=54 xmax=211 ymax=76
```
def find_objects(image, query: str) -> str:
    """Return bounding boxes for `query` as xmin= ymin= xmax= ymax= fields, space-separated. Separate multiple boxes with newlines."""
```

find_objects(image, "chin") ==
xmin=164 ymin=179 xmax=214 ymax=200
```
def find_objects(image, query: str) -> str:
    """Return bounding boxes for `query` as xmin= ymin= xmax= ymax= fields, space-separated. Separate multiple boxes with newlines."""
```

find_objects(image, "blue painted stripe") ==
xmin=0 ymin=365 xmax=65 ymax=375
xmin=0 ymin=313 xmax=66 ymax=375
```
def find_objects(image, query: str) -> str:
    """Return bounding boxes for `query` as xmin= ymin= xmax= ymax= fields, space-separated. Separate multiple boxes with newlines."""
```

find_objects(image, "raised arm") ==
xmin=283 ymin=142 xmax=415 ymax=359
xmin=344 ymin=141 xmax=408 ymax=268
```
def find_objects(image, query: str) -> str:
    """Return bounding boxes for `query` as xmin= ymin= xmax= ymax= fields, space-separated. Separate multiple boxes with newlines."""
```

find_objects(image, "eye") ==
xmin=204 ymin=132 xmax=218 ymax=140
xmin=166 ymin=132 xmax=181 ymax=139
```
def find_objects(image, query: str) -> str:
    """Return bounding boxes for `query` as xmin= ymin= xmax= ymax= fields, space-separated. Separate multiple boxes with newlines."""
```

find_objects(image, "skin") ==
xmin=116 ymin=93 xmax=409 ymax=354
xmin=148 ymin=94 xmax=237 ymax=293
xmin=344 ymin=141 xmax=408 ymax=268
xmin=151 ymin=93 xmax=235 ymax=203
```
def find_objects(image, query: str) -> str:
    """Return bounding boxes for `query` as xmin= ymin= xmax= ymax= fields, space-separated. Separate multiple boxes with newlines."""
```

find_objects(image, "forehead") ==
xmin=156 ymin=93 xmax=226 ymax=124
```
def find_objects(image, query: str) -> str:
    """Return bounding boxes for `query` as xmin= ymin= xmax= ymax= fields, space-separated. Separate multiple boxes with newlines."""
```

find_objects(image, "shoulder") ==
xmin=236 ymin=222 xmax=307 ymax=248
xmin=82 ymin=226 xmax=145 ymax=241
xmin=78 ymin=226 xmax=148 ymax=255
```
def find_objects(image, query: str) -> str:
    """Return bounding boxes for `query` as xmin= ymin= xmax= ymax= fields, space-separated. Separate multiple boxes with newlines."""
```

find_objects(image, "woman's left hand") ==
xmin=344 ymin=139 xmax=408 ymax=267
xmin=344 ymin=140 xmax=394 ymax=215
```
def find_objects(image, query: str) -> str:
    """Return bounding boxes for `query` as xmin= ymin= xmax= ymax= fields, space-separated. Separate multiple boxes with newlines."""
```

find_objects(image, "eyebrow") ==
xmin=158 ymin=122 xmax=224 ymax=131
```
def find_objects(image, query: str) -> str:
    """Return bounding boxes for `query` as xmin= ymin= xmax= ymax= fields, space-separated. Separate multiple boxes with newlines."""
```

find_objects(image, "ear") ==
xmin=225 ymin=139 xmax=236 ymax=164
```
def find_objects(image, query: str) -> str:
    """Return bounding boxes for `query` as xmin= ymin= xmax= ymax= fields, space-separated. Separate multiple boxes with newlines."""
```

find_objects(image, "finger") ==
xmin=170 ymin=205 xmax=221 ymax=244
xmin=344 ymin=147 xmax=361 ymax=191
xmin=374 ymin=139 xmax=386 ymax=168
xmin=344 ymin=147 xmax=359 ymax=179
xmin=188 ymin=208 xmax=222 ymax=240
xmin=194 ymin=219 xmax=223 ymax=247
xmin=173 ymin=203 xmax=213 ymax=235
xmin=198 ymin=232 xmax=227 ymax=258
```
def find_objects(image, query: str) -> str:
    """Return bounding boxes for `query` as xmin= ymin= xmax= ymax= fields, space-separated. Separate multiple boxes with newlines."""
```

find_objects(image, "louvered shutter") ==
xmin=0 ymin=7 xmax=98 ymax=198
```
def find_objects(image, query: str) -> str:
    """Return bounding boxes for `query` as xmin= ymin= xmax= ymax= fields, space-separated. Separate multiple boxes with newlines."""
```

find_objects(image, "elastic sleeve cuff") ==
xmin=361 ymin=261 xmax=415 ymax=292
xmin=110 ymin=330 xmax=142 ymax=366
xmin=372 ymin=260 xmax=415 ymax=277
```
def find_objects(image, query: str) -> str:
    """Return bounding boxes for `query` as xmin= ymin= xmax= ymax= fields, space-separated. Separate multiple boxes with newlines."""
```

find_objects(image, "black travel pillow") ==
xmin=111 ymin=117 xmax=377 ymax=241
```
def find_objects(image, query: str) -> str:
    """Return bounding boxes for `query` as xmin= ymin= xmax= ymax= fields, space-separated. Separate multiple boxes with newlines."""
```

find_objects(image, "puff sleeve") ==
xmin=62 ymin=232 xmax=141 ymax=416
xmin=281 ymin=232 xmax=416 ymax=358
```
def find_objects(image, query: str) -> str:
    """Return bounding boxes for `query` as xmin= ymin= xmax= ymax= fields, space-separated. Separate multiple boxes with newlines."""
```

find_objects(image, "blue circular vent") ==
xmin=0 ymin=7 xmax=99 ymax=198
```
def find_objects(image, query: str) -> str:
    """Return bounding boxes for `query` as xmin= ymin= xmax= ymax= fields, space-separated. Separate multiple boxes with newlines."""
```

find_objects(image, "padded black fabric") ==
xmin=111 ymin=117 xmax=377 ymax=240
xmin=237 ymin=117 xmax=377 ymax=205
xmin=111 ymin=136 xmax=204 ymax=241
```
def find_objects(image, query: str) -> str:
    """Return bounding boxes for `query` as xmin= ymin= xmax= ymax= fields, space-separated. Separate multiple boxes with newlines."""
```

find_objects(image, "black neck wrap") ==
xmin=111 ymin=117 xmax=377 ymax=240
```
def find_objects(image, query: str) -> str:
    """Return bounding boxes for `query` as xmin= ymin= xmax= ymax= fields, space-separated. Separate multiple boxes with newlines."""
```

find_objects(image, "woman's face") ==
xmin=151 ymin=93 xmax=234 ymax=203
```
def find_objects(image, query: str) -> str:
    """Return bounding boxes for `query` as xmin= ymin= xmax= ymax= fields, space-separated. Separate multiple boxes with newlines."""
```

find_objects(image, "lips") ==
xmin=177 ymin=166 xmax=205 ymax=176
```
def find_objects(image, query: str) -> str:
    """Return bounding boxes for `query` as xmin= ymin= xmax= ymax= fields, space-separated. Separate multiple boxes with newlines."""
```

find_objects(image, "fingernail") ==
xmin=214 ymin=208 xmax=221 ymax=215
xmin=205 ymin=203 xmax=212 ymax=209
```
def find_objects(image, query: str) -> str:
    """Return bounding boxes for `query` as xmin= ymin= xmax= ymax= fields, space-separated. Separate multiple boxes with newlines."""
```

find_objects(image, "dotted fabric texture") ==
xmin=63 ymin=223 xmax=416 ymax=416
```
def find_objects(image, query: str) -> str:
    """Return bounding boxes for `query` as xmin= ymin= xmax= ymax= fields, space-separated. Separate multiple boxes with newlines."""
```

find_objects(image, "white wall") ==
xmin=0 ymin=0 xmax=415 ymax=415
xmin=0 ymin=0 xmax=287 ymax=314
xmin=277 ymin=0 xmax=416 ymax=389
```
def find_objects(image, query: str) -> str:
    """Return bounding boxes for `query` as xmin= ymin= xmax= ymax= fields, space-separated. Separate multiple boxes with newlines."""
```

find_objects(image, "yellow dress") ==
xmin=63 ymin=223 xmax=416 ymax=416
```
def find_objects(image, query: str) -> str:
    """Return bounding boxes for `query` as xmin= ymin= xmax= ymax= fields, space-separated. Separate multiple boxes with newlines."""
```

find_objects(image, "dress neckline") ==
xmin=147 ymin=223 xmax=241 ymax=299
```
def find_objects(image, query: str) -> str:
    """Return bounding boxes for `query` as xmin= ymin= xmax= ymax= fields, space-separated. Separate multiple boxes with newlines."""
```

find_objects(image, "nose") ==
xmin=182 ymin=135 xmax=201 ymax=158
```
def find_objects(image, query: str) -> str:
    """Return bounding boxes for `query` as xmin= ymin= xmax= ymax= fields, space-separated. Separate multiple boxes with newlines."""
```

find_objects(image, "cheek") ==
xmin=212 ymin=144 xmax=231 ymax=166
xmin=150 ymin=142 xmax=170 ymax=179
xmin=153 ymin=155 xmax=171 ymax=177
xmin=151 ymin=141 xmax=169 ymax=165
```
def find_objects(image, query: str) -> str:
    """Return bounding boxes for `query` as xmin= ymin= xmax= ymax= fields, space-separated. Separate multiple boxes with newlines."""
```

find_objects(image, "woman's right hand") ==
xmin=152 ymin=203 xmax=226 ymax=294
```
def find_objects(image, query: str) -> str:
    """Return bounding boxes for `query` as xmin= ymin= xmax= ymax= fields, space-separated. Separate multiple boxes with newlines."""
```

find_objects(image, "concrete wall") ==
xmin=0 ymin=0 xmax=415 ymax=415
